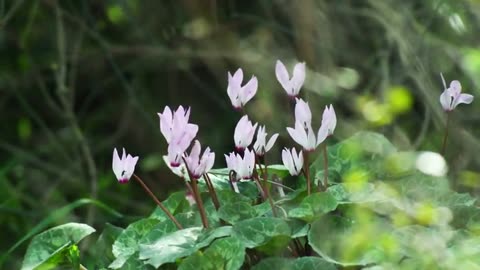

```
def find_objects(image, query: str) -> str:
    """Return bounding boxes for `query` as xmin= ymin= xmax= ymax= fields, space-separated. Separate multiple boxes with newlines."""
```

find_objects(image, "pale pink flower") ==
xmin=234 ymin=115 xmax=258 ymax=151
xmin=282 ymin=148 xmax=303 ymax=176
xmin=317 ymin=105 xmax=337 ymax=145
xmin=275 ymin=60 xmax=306 ymax=98
xmin=286 ymin=121 xmax=317 ymax=151
xmin=253 ymin=125 xmax=279 ymax=156
xmin=158 ymin=106 xmax=199 ymax=167
xmin=112 ymin=148 xmax=139 ymax=184
xmin=184 ymin=140 xmax=215 ymax=179
xmin=227 ymin=68 xmax=258 ymax=110
xmin=225 ymin=149 xmax=255 ymax=180
xmin=439 ymin=73 xmax=474 ymax=112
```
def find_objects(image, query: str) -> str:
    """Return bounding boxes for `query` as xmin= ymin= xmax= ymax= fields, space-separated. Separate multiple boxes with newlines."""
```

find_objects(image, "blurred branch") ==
xmin=0 ymin=0 xmax=25 ymax=27
xmin=54 ymin=3 xmax=98 ymax=225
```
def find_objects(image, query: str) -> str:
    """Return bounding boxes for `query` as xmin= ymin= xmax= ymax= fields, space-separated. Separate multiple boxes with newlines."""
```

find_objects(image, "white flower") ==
xmin=184 ymin=140 xmax=215 ymax=179
xmin=439 ymin=73 xmax=474 ymax=111
xmin=294 ymin=98 xmax=312 ymax=129
xmin=286 ymin=121 xmax=317 ymax=151
xmin=225 ymin=149 xmax=255 ymax=180
xmin=282 ymin=148 xmax=303 ymax=176
xmin=253 ymin=126 xmax=279 ymax=156
xmin=112 ymin=148 xmax=139 ymax=183
xmin=227 ymin=68 xmax=258 ymax=109
xmin=275 ymin=60 xmax=306 ymax=98
xmin=317 ymin=105 xmax=337 ymax=144
xmin=234 ymin=115 xmax=258 ymax=151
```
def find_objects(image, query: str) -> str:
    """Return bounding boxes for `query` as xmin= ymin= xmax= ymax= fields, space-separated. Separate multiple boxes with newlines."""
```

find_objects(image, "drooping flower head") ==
xmin=439 ymin=73 xmax=474 ymax=112
xmin=234 ymin=115 xmax=258 ymax=152
xmin=184 ymin=140 xmax=215 ymax=179
xmin=158 ymin=106 xmax=198 ymax=167
xmin=227 ymin=68 xmax=258 ymax=110
xmin=282 ymin=148 xmax=304 ymax=176
xmin=225 ymin=149 xmax=255 ymax=181
xmin=276 ymin=60 xmax=306 ymax=98
xmin=317 ymin=104 xmax=337 ymax=145
xmin=253 ymin=125 xmax=279 ymax=156
xmin=112 ymin=148 xmax=139 ymax=184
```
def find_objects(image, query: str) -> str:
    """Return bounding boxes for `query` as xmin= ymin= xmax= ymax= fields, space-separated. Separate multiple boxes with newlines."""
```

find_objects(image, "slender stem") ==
xmin=190 ymin=178 xmax=209 ymax=229
xmin=133 ymin=174 xmax=182 ymax=229
xmin=441 ymin=112 xmax=451 ymax=156
xmin=259 ymin=155 xmax=277 ymax=217
xmin=228 ymin=170 xmax=237 ymax=192
xmin=303 ymin=152 xmax=311 ymax=195
xmin=182 ymin=158 xmax=209 ymax=229
xmin=252 ymin=173 xmax=267 ymax=200
xmin=321 ymin=142 xmax=329 ymax=191
xmin=203 ymin=173 xmax=220 ymax=210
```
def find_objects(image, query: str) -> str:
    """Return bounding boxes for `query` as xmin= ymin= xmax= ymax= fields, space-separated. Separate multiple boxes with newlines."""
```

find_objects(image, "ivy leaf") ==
xmin=93 ymin=223 xmax=123 ymax=268
xmin=252 ymin=257 xmax=335 ymax=270
xmin=139 ymin=226 xmax=232 ymax=268
xmin=109 ymin=218 xmax=159 ymax=269
xmin=218 ymin=201 xmax=257 ymax=224
xmin=179 ymin=236 xmax=245 ymax=270
xmin=21 ymin=223 xmax=95 ymax=270
xmin=150 ymin=191 xmax=190 ymax=221
xmin=288 ymin=192 xmax=338 ymax=222
xmin=266 ymin=164 xmax=291 ymax=179
xmin=232 ymin=217 xmax=291 ymax=253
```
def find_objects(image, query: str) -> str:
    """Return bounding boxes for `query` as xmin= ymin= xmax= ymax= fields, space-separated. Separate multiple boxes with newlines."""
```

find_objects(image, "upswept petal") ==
xmin=291 ymin=62 xmax=306 ymax=94
xmin=242 ymin=76 xmax=258 ymax=105
xmin=455 ymin=93 xmax=474 ymax=107
xmin=158 ymin=107 xmax=173 ymax=142
xmin=276 ymin=60 xmax=291 ymax=94
xmin=112 ymin=147 xmax=139 ymax=183
xmin=439 ymin=91 xmax=451 ymax=111
xmin=282 ymin=148 xmax=295 ymax=175
xmin=265 ymin=133 xmax=279 ymax=152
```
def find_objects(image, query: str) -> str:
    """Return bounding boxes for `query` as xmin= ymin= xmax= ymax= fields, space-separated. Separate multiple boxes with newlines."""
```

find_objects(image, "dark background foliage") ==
xmin=2 ymin=0 xmax=480 ymax=268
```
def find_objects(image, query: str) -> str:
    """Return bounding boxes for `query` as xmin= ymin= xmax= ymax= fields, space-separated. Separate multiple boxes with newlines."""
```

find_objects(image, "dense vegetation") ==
xmin=2 ymin=0 xmax=480 ymax=269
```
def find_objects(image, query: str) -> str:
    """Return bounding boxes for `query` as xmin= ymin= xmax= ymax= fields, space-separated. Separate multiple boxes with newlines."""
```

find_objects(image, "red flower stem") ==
xmin=441 ymin=112 xmax=451 ymax=156
xmin=182 ymin=158 xmax=209 ymax=229
xmin=203 ymin=173 xmax=220 ymax=210
xmin=303 ymin=151 xmax=311 ymax=195
xmin=133 ymin=174 xmax=182 ymax=229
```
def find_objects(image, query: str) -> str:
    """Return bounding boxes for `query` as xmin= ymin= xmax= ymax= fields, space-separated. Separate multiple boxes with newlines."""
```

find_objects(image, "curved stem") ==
xmin=182 ymin=158 xmax=209 ymax=229
xmin=260 ymin=155 xmax=277 ymax=217
xmin=133 ymin=174 xmax=182 ymax=229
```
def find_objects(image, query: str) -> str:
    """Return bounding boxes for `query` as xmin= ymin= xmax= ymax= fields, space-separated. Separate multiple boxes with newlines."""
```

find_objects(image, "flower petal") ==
xmin=453 ymin=93 xmax=474 ymax=108
xmin=265 ymin=133 xmax=279 ymax=152
xmin=242 ymin=76 xmax=258 ymax=105
xmin=276 ymin=60 xmax=291 ymax=94
xmin=291 ymin=62 xmax=306 ymax=95
xmin=439 ymin=90 xmax=452 ymax=111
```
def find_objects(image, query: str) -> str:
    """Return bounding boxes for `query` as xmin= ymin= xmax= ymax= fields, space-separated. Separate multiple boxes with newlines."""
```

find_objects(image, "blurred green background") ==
xmin=2 ymin=0 xmax=480 ymax=268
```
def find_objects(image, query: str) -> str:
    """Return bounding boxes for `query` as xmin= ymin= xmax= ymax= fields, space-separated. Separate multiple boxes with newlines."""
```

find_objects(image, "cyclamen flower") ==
xmin=317 ymin=105 xmax=337 ymax=144
xmin=253 ymin=126 xmax=279 ymax=156
xmin=282 ymin=148 xmax=303 ymax=176
xmin=112 ymin=148 xmax=139 ymax=183
xmin=439 ymin=73 xmax=474 ymax=112
xmin=234 ymin=115 xmax=258 ymax=151
xmin=287 ymin=121 xmax=318 ymax=151
xmin=227 ymin=68 xmax=258 ymax=110
xmin=294 ymin=98 xmax=312 ymax=129
xmin=276 ymin=60 xmax=306 ymax=98
xmin=225 ymin=149 xmax=255 ymax=180
xmin=184 ymin=140 xmax=215 ymax=179
xmin=158 ymin=106 xmax=198 ymax=167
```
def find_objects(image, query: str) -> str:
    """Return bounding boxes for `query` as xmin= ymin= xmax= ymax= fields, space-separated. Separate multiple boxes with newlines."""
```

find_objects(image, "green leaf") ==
xmin=93 ymin=223 xmax=123 ymax=268
xmin=139 ymin=226 xmax=232 ymax=268
xmin=252 ymin=257 xmax=335 ymax=270
xmin=265 ymin=164 xmax=290 ymax=179
xmin=308 ymin=215 xmax=385 ymax=266
xmin=179 ymin=236 xmax=245 ymax=270
xmin=218 ymin=201 xmax=257 ymax=224
xmin=288 ymin=192 xmax=338 ymax=222
xmin=150 ymin=191 xmax=190 ymax=221
xmin=232 ymin=217 xmax=291 ymax=253
xmin=109 ymin=218 xmax=159 ymax=269
xmin=21 ymin=223 xmax=95 ymax=270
